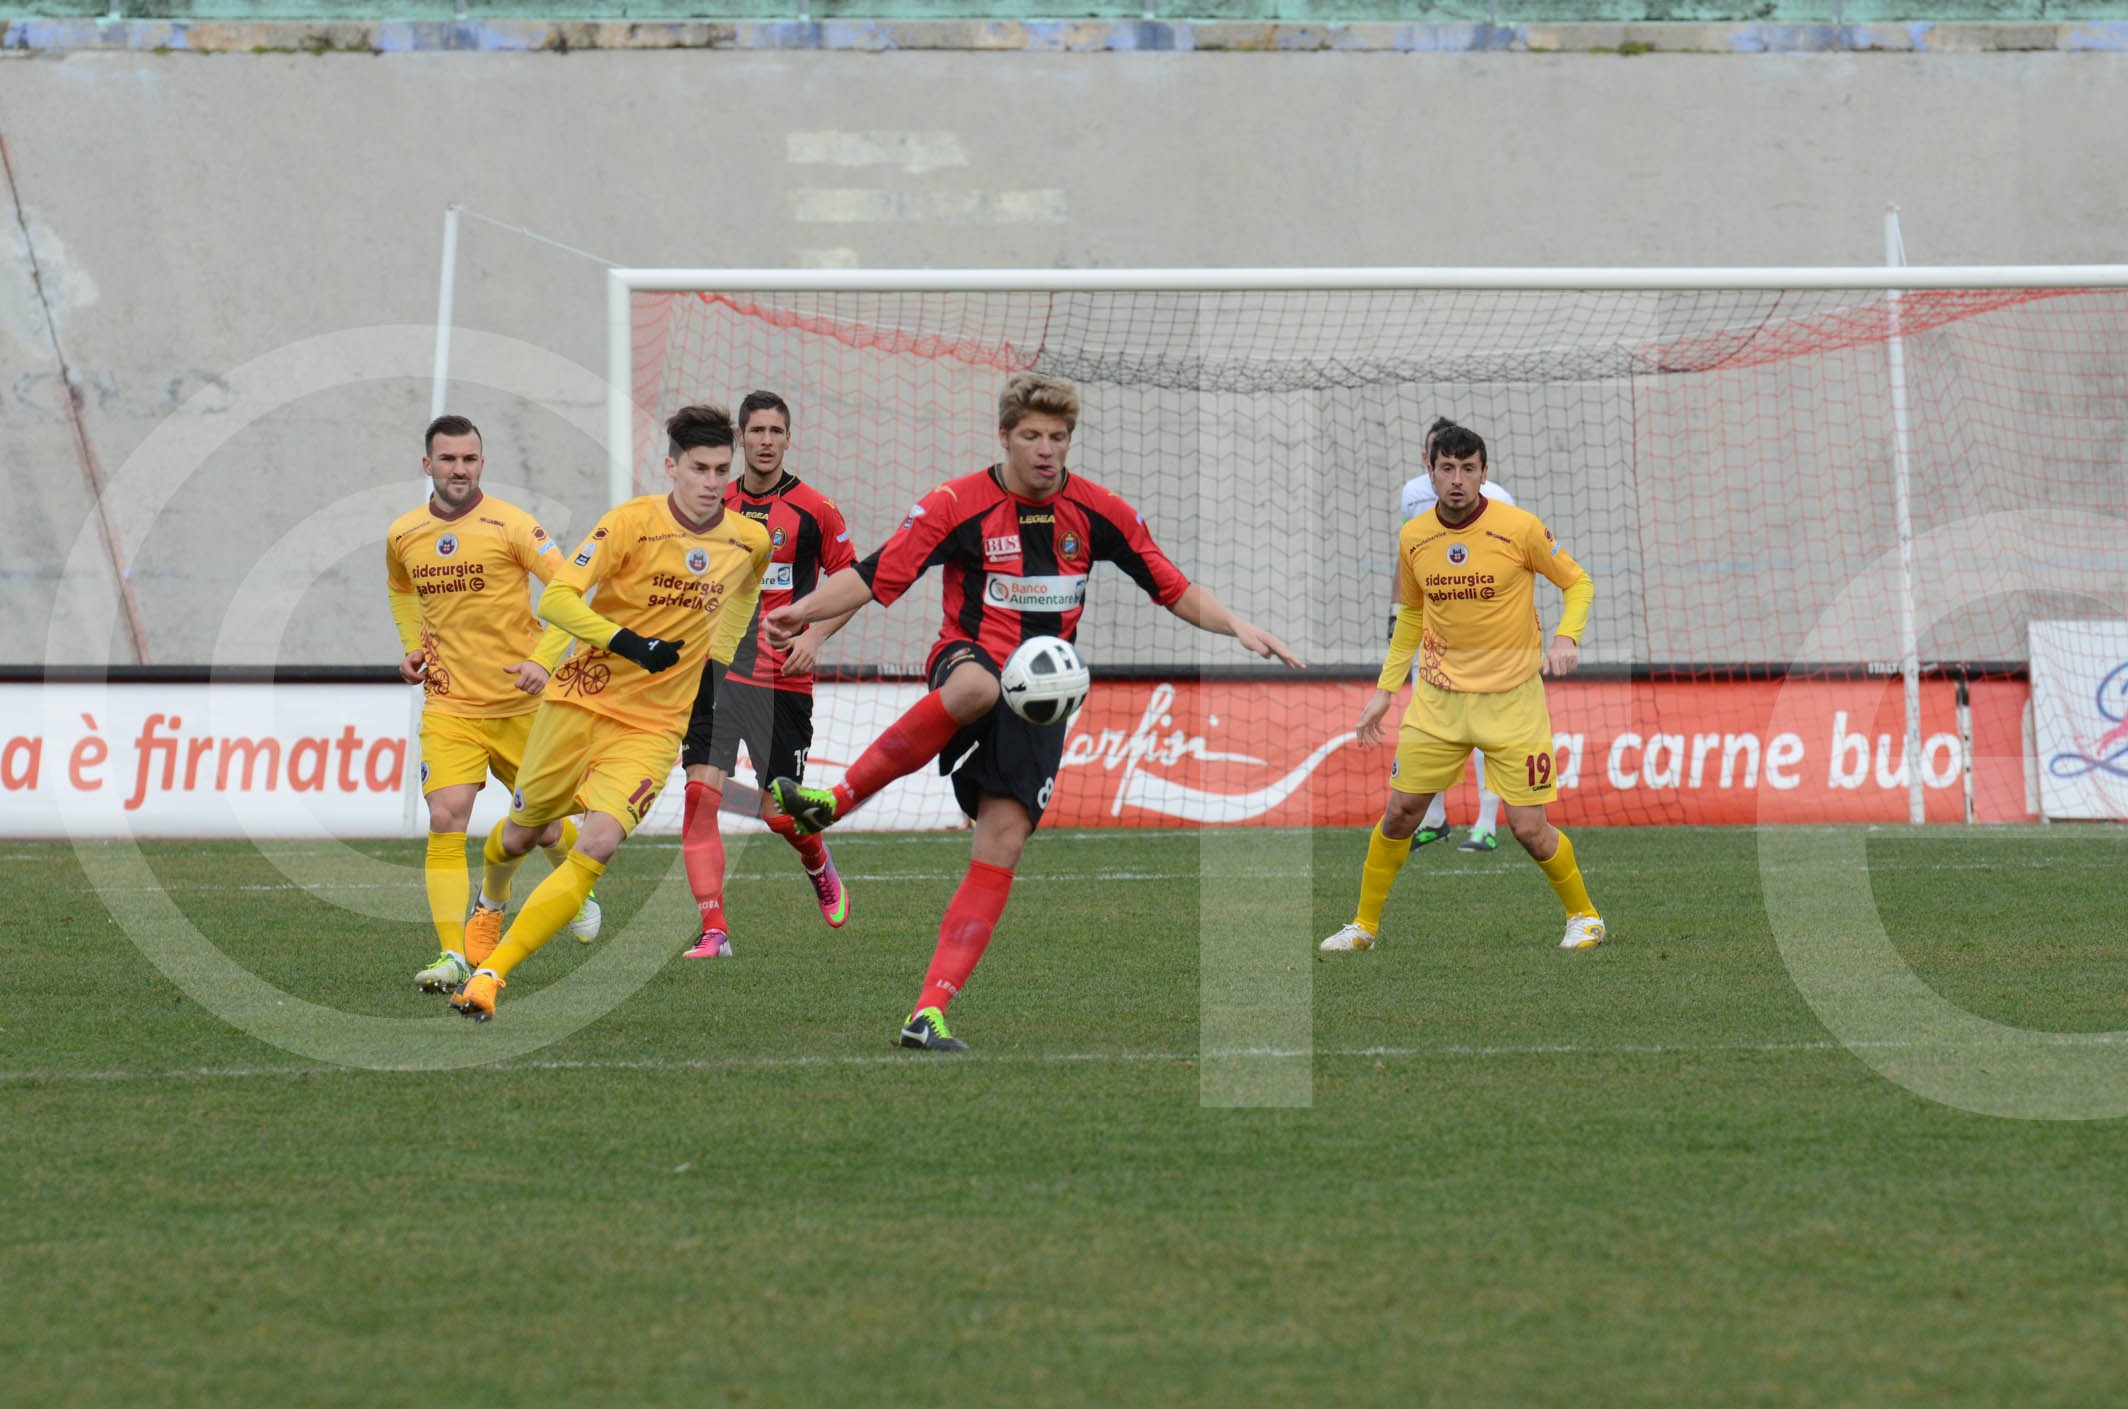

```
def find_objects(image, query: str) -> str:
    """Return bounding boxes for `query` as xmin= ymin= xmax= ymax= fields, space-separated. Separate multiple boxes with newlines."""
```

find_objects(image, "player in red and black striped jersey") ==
xmin=676 ymin=391 xmax=862 ymax=958
xmin=764 ymin=372 xmax=1303 ymax=1052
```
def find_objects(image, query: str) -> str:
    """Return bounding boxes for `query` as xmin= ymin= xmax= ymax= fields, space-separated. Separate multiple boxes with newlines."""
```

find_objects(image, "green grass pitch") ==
xmin=5 ymin=824 xmax=2128 ymax=1407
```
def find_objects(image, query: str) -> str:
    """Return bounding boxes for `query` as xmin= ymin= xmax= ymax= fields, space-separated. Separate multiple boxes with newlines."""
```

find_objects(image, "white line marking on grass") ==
xmin=9 ymin=1031 xmax=2127 ymax=1086
xmin=47 ymin=868 xmax=1280 ymax=896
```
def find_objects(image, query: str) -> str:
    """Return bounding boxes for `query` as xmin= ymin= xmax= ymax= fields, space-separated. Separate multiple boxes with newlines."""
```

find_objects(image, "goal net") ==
xmin=614 ymin=271 xmax=2128 ymax=828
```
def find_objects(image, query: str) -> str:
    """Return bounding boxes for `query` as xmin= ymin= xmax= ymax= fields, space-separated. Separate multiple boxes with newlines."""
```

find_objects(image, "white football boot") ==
xmin=1319 ymin=923 xmax=1377 ymax=953
xmin=568 ymin=889 xmax=603 ymax=944
xmin=1559 ymin=913 xmax=1607 ymax=950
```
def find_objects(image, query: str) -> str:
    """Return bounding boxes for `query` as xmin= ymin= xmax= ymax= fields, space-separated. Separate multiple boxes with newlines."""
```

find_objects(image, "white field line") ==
xmin=42 ymin=869 xmax=1254 ymax=896
xmin=7 ymin=1032 xmax=2127 ymax=1087
xmin=37 ymin=851 xmax=2111 ymax=897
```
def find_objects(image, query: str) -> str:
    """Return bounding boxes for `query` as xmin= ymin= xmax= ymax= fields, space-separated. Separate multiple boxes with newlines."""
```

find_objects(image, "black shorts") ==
xmin=928 ymin=640 xmax=1068 ymax=828
xmin=680 ymin=663 xmax=816 ymax=784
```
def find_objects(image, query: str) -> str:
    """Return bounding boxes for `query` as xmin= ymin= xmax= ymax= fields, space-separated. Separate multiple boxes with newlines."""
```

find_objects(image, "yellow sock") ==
xmin=487 ymin=851 xmax=605 ymax=980
xmin=424 ymin=831 xmax=470 ymax=952
xmin=1353 ymin=823 xmax=1414 ymax=934
xmin=479 ymin=819 xmax=532 ymax=909
xmin=539 ymin=816 xmax=580 ymax=874
xmin=1537 ymin=829 xmax=1596 ymax=917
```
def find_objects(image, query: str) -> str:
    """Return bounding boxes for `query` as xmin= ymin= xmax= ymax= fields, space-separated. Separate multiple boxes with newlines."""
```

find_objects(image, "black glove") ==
xmin=608 ymin=628 xmax=684 ymax=673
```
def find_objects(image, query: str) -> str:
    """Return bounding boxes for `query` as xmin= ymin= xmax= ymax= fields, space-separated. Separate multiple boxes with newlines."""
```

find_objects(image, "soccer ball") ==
xmin=999 ymin=635 xmax=1090 ymax=727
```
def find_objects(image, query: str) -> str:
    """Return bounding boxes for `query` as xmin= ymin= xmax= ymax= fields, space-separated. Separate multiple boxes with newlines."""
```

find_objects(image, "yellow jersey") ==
xmin=385 ymin=492 xmax=566 ymax=719
xmin=1393 ymin=498 xmax=1587 ymax=695
xmin=543 ymin=494 xmax=770 ymax=739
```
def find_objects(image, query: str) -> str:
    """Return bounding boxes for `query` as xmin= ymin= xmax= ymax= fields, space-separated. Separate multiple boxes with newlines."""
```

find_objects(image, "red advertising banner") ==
xmin=1048 ymin=677 xmax=2037 ymax=829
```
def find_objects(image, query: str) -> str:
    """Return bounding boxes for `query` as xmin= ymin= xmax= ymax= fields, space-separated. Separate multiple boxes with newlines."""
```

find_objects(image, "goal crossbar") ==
xmin=605 ymin=263 xmax=2128 ymax=507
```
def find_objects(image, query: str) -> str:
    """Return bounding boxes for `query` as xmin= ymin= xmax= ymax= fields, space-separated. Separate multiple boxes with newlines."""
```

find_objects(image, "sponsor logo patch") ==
xmin=984 ymin=534 xmax=1022 ymax=560
xmin=982 ymin=574 xmax=1088 ymax=613
xmin=762 ymin=562 xmax=795 ymax=592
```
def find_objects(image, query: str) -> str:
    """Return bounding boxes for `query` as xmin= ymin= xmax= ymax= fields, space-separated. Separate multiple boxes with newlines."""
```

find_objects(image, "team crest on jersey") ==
xmin=771 ymin=527 xmax=787 ymax=548
xmin=1447 ymin=543 xmax=1468 ymax=565
xmin=686 ymin=547 xmax=709 ymax=574
xmin=1060 ymin=532 xmax=1081 ymax=558
xmin=532 ymin=526 xmax=547 ymax=541
xmin=436 ymin=534 xmax=459 ymax=558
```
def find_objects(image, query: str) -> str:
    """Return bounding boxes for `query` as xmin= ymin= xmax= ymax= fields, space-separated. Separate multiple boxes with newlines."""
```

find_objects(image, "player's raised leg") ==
xmin=770 ymin=651 xmax=995 ymax=834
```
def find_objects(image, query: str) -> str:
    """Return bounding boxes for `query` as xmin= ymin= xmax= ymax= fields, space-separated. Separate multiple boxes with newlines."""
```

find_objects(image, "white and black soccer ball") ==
xmin=999 ymin=635 xmax=1090 ymax=727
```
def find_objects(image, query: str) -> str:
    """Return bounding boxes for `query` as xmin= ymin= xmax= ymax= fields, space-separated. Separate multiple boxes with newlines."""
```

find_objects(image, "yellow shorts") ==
xmin=1392 ymin=674 xmax=1559 ymax=806
xmin=510 ymin=700 xmax=676 ymax=836
xmin=418 ymin=710 xmax=537 ymax=795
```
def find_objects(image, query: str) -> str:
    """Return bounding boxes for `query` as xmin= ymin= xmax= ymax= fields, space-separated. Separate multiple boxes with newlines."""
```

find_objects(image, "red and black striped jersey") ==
xmin=858 ymin=465 xmax=1190 ymax=668
xmin=724 ymin=472 xmax=858 ymax=693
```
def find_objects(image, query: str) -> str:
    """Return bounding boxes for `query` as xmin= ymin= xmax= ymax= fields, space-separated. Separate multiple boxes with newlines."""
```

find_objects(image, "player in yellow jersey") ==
xmin=1320 ymin=419 xmax=1607 ymax=955
xmin=386 ymin=414 xmax=601 ymax=997
xmin=451 ymin=404 xmax=772 ymax=1021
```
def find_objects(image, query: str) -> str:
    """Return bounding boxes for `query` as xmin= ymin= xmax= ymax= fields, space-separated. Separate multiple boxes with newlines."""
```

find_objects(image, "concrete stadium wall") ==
xmin=4 ymin=35 xmax=2127 ymax=670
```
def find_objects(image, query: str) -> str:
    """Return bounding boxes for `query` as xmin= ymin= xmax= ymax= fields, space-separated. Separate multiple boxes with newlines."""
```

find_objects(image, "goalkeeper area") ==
xmin=11 ymin=824 xmax=2128 ymax=1406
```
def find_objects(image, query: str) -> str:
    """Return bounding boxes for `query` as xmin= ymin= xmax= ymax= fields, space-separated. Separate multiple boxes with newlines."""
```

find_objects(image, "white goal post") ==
xmin=605 ymin=263 xmax=2128 ymax=826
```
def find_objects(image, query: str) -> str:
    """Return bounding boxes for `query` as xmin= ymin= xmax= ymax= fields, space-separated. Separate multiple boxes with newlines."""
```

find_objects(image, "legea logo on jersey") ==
xmin=984 ymin=534 xmax=1022 ymax=560
xmin=685 ymin=548 xmax=709 ymax=575
xmin=436 ymin=534 xmax=459 ymax=558
xmin=983 ymin=574 xmax=1087 ymax=612
xmin=1447 ymin=543 xmax=1468 ymax=566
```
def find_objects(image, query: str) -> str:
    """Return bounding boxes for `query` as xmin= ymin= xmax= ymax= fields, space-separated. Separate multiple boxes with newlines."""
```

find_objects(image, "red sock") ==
xmin=839 ymin=690 xmax=962 ymax=812
xmin=682 ymin=781 xmax=726 ymax=931
xmin=914 ymin=860 xmax=1014 ymax=1015
xmin=767 ymin=812 xmax=829 ymax=870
